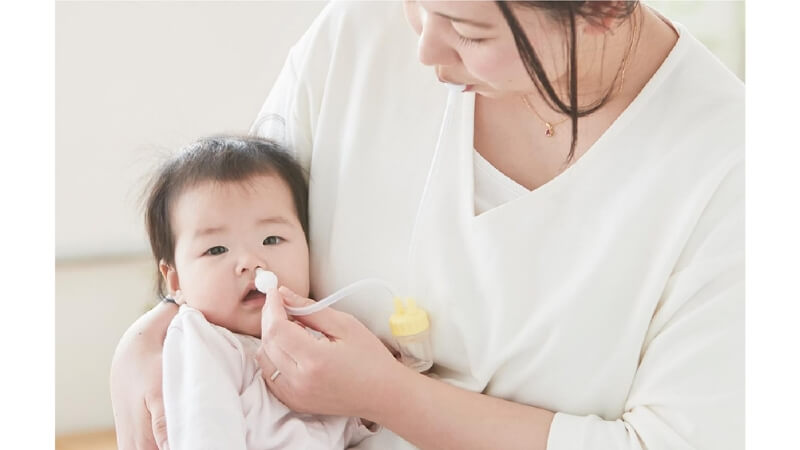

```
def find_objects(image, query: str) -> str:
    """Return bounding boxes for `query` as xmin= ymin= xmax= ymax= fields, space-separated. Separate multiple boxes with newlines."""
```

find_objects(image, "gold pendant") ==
xmin=544 ymin=122 xmax=554 ymax=137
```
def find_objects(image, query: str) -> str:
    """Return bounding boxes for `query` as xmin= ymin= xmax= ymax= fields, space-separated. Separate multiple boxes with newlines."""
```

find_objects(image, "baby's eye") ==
xmin=263 ymin=236 xmax=283 ymax=246
xmin=204 ymin=246 xmax=228 ymax=256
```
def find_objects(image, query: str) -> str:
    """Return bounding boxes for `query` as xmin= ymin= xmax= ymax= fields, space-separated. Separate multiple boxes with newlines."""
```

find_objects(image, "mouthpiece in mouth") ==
xmin=445 ymin=83 xmax=466 ymax=93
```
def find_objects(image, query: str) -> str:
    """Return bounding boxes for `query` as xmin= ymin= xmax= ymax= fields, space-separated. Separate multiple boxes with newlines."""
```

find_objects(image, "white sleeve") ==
xmin=547 ymin=159 xmax=744 ymax=450
xmin=249 ymin=4 xmax=333 ymax=172
xmin=249 ymin=42 xmax=312 ymax=168
xmin=163 ymin=311 xmax=248 ymax=450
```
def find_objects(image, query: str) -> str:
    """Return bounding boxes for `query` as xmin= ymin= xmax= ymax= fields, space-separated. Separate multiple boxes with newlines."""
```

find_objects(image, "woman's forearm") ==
xmin=370 ymin=367 xmax=554 ymax=450
xmin=112 ymin=301 xmax=177 ymax=364
xmin=110 ymin=301 xmax=179 ymax=450
xmin=111 ymin=301 xmax=177 ymax=386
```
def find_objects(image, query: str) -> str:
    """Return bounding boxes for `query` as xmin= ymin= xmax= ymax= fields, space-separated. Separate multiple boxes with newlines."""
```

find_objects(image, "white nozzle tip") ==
xmin=254 ymin=268 xmax=278 ymax=293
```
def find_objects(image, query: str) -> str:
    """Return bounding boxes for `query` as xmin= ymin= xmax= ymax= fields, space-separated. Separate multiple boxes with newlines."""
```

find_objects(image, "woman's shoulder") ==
xmin=626 ymin=23 xmax=743 ymax=169
xmin=325 ymin=0 xmax=405 ymax=23
xmin=652 ymin=22 xmax=744 ymax=122
xmin=294 ymin=1 xmax=411 ymax=53
xmin=290 ymin=1 xmax=419 ymax=77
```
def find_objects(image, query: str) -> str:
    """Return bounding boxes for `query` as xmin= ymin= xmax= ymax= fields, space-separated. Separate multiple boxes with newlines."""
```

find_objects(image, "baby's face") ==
xmin=164 ymin=174 xmax=309 ymax=337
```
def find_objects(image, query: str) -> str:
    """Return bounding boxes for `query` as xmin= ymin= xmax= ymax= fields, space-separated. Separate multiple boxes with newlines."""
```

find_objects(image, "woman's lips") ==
xmin=437 ymin=73 xmax=472 ymax=91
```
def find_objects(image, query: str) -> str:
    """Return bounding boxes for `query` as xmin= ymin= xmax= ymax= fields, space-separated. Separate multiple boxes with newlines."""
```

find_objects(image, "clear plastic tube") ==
xmin=255 ymin=268 xmax=397 ymax=316
xmin=406 ymin=83 xmax=463 ymax=296
xmin=286 ymin=278 xmax=397 ymax=316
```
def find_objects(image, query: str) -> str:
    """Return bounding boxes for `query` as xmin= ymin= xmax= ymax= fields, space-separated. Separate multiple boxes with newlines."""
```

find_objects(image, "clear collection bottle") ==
xmin=389 ymin=298 xmax=433 ymax=372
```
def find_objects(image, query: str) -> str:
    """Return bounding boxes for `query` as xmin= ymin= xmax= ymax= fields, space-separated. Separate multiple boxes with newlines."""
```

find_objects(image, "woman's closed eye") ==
xmin=456 ymin=33 xmax=486 ymax=47
xmin=263 ymin=236 xmax=284 ymax=246
xmin=204 ymin=245 xmax=228 ymax=256
xmin=451 ymin=22 xmax=489 ymax=47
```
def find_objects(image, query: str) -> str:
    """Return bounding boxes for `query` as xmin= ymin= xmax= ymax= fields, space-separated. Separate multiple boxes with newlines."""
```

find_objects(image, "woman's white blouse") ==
xmin=473 ymin=149 xmax=529 ymax=215
xmin=252 ymin=2 xmax=744 ymax=449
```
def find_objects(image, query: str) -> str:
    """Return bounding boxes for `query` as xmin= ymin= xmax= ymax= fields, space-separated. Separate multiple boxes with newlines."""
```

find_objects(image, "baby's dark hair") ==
xmin=143 ymin=135 xmax=309 ymax=298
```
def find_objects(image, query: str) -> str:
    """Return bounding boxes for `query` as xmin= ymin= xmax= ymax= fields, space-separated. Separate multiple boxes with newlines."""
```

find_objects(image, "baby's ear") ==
xmin=159 ymin=260 xmax=180 ymax=295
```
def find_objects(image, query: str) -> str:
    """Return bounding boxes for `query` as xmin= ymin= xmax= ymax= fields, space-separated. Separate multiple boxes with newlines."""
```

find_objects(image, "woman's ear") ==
xmin=580 ymin=1 xmax=627 ymax=35
xmin=159 ymin=260 xmax=180 ymax=295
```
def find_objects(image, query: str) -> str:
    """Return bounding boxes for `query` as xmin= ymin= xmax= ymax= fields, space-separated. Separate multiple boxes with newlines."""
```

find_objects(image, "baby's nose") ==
xmin=236 ymin=253 xmax=263 ymax=274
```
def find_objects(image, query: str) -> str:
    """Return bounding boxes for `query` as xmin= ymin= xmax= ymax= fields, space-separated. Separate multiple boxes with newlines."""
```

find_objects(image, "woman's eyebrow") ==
xmin=434 ymin=11 xmax=493 ymax=29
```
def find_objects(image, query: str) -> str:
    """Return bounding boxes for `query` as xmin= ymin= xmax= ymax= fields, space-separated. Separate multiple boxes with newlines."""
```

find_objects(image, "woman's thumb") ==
xmin=279 ymin=286 xmax=348 ymax=338
xmin=278 ymin=286 xmax=315 ymax=307
xmin=146 ymin=393 xmax=169 ymax=450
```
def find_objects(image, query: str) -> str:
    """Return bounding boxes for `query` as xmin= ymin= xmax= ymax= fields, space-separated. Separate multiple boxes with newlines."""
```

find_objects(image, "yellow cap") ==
xmin=389 ymin=297 xmax=430 ymax=337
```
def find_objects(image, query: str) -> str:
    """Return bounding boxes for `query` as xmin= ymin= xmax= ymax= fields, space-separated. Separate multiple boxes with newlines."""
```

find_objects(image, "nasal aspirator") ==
xmin=255 ymin=268 xmax=433 ymax=372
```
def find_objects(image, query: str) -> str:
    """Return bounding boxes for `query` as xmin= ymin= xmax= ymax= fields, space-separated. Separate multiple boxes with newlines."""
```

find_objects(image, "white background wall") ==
xmin=56 ymin=1 xmax=327 ymax=261
xmin=55 ymin=0 xmax=744 ymax=437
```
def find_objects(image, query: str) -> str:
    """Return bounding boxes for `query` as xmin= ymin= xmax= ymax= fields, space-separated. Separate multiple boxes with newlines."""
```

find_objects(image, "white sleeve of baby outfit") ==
xmin=547 ymin=159 xmax=744 ymax=450
xmin=163 ymin=308 xmax=249 ymax=450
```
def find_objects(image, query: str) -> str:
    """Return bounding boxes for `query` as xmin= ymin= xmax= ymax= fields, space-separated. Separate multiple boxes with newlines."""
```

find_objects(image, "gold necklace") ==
xmin=615 ymin=10 xmax=639 ymax=96
xmin=519 ymin=12 xmax=640 ymax=139
xmin=520 ymin=95 xmax=569 ymax=138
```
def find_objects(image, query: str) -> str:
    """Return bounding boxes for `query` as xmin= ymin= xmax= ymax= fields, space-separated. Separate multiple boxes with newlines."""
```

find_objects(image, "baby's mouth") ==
xmin=242 ymin=289 xmax=264 ymax=303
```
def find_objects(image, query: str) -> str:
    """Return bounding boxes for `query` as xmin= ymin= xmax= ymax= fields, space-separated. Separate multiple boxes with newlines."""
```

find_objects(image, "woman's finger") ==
xmin=279 ymin=287 xmax=316 ymax=307
xmin=118 ymin=400 xmax=159 ymax=450
xmin=261 ymin=288 xmax=322 ymax=362
xmin=255 ymin=345 xmax=276 ymax=375
xmin=279 ymin=286 xmax=350 ymax=338
xmin=145 ymin=390 xmax=169 ymax=450
xmin=258 ymin=336 xmax=298 ymax=375
xmin=262 ymin=288 xmax=288 ymax=323
xmin=257 ymin=341 xmax=297 ymax=385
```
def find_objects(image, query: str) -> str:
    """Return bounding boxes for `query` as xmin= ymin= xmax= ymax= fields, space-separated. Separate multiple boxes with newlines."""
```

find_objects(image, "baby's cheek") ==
xmin=182 ymin=275 xmax=220 ymax=310
xmin=285 ymin=274 xmax=311 ymax=300
xmin=278 ymin=268 xmax=309 ymax=300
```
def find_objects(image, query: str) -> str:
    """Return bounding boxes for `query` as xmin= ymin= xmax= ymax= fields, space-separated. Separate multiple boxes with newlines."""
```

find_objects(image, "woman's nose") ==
xmin=417 ymin=16 xmax=460 ymax=67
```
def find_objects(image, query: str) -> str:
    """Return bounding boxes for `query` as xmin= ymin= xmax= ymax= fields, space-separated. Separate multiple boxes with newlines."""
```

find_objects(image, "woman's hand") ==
xmin=110 ymin=302 xmax=178 ymax=450
xmin=259 ymin=288 xmax=555 ymax=450
xmin=257 ymin=286 xmax=404 ymax=419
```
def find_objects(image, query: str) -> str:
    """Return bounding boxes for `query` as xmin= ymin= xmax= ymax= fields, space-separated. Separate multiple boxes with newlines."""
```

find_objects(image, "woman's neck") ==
xmin=529 ymin=5 xmax=677 ymax=112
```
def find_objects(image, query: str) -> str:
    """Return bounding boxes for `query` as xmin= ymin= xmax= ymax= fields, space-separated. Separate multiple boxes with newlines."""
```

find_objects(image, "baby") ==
xmin=143 ymin=135 xmax=376 ymax=449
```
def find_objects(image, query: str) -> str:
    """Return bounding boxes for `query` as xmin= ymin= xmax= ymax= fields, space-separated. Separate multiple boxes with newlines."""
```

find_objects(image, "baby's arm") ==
xmin=162 ymin=309 xmax=248 ymax=450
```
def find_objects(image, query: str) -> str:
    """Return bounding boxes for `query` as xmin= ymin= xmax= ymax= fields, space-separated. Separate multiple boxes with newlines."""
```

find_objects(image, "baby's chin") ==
xmin=200 ymin=307 xmax=263 ymax=338
xmin=226 ymin=320 xmax=262 ymax=339
xmin=240 ymin=328 xmax=262 ymax=339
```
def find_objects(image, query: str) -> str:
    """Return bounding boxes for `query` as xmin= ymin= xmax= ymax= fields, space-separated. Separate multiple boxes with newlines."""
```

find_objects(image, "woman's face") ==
xmin=403 ymin=0 xmax=566 ymax=99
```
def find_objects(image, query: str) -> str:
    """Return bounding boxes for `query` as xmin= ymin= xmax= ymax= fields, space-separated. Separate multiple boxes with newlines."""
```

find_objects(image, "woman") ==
xmin=111 ymin=1 xmax=743 ymax=449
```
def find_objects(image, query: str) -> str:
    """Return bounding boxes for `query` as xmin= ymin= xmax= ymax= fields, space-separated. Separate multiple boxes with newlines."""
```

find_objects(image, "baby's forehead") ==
xmin=170 ymin=175 xmax=299 ymax=230
xmin=176 ymin=173 xmax=289 ymax=202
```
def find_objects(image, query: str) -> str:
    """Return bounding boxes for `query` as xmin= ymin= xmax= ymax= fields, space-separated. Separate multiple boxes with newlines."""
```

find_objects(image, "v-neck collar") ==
xmin=459 ymin=22 xmax=688 ymax=221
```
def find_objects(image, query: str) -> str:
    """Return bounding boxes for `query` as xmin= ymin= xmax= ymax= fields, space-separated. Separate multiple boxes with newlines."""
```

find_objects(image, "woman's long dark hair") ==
xmin=496 ymin=1 xmax=639 ymax=161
